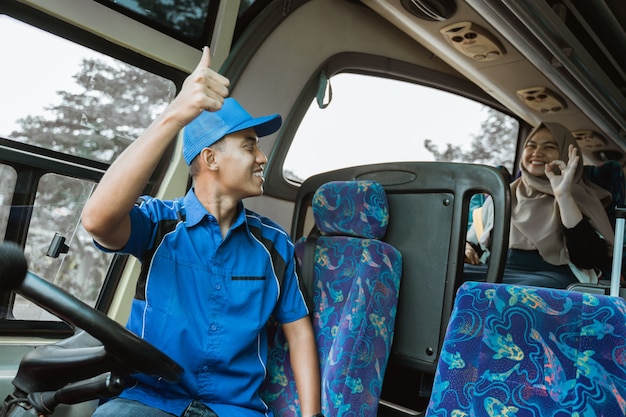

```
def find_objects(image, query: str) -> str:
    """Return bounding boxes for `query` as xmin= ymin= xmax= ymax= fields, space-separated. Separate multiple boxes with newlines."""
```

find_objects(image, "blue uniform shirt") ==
xmin=99 ymin=189 xmax=309 ymax=417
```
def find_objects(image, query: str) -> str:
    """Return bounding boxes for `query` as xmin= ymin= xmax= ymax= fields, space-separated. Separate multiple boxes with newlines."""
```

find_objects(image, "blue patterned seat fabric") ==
xmin=426 ymin=281 xmax=626 ymax=417
xmin=261 ymin=180 xmax=402 ymax=417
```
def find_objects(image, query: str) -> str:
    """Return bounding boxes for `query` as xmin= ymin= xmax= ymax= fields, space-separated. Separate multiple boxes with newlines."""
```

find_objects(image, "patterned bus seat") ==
xmin=262 ymin=180 xmax=402 ymax=417
xmin=426 ymin=281 xmax=626 ymax=417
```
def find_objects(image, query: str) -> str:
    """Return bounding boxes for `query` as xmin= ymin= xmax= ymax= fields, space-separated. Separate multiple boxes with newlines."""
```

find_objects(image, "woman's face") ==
xmin=522 ymin=128 xmax=560 ymax=177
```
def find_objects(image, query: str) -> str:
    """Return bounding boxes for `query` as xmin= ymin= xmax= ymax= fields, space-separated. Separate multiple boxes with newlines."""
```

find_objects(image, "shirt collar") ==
xmin=183 ymin=189 xmax=247 ymax=230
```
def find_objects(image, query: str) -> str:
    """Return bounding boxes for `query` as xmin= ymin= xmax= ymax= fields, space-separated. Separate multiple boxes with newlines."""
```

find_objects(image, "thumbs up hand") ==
xmin=169 ymin=46 xmax=231 ymax=126
xmin=189 ymin=46 xmax=230 ymax=111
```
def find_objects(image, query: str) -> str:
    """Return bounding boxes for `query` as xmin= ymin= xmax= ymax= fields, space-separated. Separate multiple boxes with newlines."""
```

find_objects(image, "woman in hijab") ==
xmin=464 ymin=122 xmax=615 ymax=288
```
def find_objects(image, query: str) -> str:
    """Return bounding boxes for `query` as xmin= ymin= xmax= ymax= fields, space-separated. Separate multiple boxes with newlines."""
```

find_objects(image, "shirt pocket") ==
xmin=226 ymin=272 xmax=276 ymax=331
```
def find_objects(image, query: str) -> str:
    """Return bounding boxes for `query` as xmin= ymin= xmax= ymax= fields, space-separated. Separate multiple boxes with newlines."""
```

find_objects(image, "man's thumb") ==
xmin=196 ymin=46 xmax=211 ymax=70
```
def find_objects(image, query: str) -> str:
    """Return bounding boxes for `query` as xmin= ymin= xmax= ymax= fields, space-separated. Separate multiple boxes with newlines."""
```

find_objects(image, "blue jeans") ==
xmin=92 ymin=398 xmax=175 ymax=417
xmin=92 ymin=398 xmax=219 ymax=417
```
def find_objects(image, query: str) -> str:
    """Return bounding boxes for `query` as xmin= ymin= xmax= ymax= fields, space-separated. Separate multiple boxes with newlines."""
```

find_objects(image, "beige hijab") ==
xmin=509 ymin=122 xmax=615 ymax=265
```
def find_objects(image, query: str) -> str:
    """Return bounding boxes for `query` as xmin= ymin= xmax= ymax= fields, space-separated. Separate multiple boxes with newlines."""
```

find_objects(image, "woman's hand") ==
xmin=464 ymin=242 xmax=481 ymax=265
xmin=546 ymin=144 xmax=583 ymax=228
xmin=545 ymin=144 xmax=578 ymax=198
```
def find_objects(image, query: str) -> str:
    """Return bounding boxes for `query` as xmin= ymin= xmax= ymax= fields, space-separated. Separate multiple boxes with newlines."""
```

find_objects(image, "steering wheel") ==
xmin=0 ymin=241 xmax=183 ymax=383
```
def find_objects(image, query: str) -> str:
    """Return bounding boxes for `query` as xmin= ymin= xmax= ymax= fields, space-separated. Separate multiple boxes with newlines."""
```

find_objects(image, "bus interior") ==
xmin=1 ymin=0 xmax=625 ymax=416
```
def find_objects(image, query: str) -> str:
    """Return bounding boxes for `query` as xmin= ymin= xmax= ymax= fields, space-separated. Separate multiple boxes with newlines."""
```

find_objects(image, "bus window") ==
xmin=0 ymin=165 xmax=17 ymax=240
xmin=0 ymin=15 xmax=176 ymax=164
xmin=11 ymin=174 xmax=113 ymax=321
xmin=95 ymin=0 xmax=220 ymax=48
xmin=0 ymin=15 xmax=177 ymax=323
xmin=284 ymin=73 xmax=519 ymax=183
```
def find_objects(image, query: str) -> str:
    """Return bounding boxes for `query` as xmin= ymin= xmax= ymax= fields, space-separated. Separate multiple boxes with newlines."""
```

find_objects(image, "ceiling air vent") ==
xmin=400 ymin=0 xmax=456 ymax=22
xmin=440 ymin=21 xmax=506 ymax=61
xmin=572 ymin=130 xmax=607 ymax=150
xmin=516 ymin=87 xmax=567 ymax=114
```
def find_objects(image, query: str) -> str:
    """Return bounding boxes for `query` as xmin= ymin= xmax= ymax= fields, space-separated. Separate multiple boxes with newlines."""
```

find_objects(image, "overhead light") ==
xmin=440 ymin=21 xmax=506 ymax=62
xmin=516 ymin=87 xmax=566 ymax=113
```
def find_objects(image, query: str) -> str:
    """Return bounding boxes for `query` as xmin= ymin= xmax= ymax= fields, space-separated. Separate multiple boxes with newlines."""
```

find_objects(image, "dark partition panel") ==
xmin=293 ymin=162 xmax=511 ymax=374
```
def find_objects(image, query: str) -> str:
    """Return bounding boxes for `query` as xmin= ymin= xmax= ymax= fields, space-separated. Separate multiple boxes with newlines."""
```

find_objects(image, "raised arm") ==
xmin=81 ymin=47 xmax=229 ymax=250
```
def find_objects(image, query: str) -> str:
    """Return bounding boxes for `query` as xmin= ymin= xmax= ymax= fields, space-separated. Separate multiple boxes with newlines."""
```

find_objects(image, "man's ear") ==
xmin=200 ymin=147 xmax=219 ymax=171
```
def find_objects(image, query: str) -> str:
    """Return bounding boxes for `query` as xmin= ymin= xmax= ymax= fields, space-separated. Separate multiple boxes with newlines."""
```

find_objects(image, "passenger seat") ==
xmin=261 ymin=180 xmax=402 ymax=417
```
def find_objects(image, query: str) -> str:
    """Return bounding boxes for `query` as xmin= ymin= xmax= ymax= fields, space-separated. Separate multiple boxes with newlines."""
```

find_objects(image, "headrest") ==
xmin=312 ymin=180 xmax=389 ymax=239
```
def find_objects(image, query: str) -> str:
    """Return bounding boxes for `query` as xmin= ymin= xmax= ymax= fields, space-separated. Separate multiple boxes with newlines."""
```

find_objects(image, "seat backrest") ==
xmin=261 ymin=180 xmax=402 ymax=417
xmin=426 ymin=281 xmax=626 ymax=416
xmin=290 ymin=162 xmax=510 ymax=380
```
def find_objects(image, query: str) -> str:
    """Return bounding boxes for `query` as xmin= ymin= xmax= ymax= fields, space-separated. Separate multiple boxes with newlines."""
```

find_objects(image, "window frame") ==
xmin=263 ymin=51 xmax=524 ymax=202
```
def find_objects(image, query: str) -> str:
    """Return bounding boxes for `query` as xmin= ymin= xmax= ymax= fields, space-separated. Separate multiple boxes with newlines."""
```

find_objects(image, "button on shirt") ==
xmin=99 ymin=189 xmax=309 ymax=417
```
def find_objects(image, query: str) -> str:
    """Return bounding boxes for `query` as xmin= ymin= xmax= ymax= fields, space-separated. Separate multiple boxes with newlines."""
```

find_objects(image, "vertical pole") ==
xmin=610 ymin=207 xmax=626 ymax=297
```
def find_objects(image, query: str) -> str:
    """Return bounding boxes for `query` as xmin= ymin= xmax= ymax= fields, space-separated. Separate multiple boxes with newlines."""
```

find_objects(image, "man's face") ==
xmin=212 ymin=127 xmax=268 ymax=199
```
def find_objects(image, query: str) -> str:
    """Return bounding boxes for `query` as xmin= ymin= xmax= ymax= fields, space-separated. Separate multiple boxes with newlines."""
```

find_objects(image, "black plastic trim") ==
xmin=0 ymin=320 xmax=74 ymax=338
xmin=400 ymin=0 xmax=457 ymax=22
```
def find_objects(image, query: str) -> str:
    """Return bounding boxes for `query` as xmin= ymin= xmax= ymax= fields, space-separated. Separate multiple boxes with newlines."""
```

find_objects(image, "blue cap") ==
xmin=182 ymin=98 xmax=282 ymax=165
